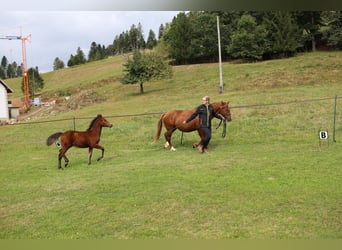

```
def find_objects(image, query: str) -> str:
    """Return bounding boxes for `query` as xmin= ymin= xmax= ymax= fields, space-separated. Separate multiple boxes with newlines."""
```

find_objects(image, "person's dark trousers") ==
xmin=200 ymin=127 xmax=211 ymax=150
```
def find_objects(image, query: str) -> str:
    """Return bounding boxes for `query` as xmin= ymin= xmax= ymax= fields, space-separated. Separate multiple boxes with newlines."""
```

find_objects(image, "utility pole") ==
xmin=0 ymin=33 xmax=32 ymax=109
xmin=217 ymin=16 xmax=224 ymax=94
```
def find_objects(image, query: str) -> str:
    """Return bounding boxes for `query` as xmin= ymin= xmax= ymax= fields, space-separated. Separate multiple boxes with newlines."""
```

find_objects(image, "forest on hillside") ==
xmin=1 ymin=11 xmax=342 ymax=79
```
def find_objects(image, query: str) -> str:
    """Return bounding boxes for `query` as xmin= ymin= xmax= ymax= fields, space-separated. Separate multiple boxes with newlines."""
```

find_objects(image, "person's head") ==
xmin=202 ymin=96 xmax=210 ymax=104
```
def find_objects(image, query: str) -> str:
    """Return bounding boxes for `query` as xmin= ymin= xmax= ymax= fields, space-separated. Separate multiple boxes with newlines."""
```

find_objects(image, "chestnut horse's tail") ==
xmin=46 ymin=132 xmax=63 ymax=146
xmin=153 ymin=113 xmax=165 ymax=143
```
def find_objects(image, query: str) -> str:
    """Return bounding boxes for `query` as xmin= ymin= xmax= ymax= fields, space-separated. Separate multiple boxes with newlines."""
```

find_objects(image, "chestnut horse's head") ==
xmin=212 ymin=101 xmax=232 ymax=122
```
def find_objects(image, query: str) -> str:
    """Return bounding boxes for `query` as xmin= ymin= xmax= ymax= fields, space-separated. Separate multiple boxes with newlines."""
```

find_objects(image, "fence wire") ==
xmin=1 ymin=96 xmax=340 ymax=146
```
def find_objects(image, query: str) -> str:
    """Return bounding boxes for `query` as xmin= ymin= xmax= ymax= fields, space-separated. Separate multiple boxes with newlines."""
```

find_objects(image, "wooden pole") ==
xmin=217 ymin=16 xmax=224 ymax=94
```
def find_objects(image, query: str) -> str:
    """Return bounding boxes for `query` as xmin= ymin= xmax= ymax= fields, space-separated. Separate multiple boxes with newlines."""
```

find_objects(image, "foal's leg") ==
xmin=93 ymin=144 xmax=105 ymax=161
xmin=63 ymin=155 xmax=69 ymax=167
xmin=58 ymin=150 xmax=63 ymax=169
xmin=88 ymin=147 xmax=93 ymax=165
xmin=58 ymin=147 xmax=70 ymax=169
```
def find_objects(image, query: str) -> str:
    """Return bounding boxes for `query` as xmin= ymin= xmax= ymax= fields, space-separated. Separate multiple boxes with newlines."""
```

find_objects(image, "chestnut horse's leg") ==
xmin=164 ymin=127 xmax=177 ymax=151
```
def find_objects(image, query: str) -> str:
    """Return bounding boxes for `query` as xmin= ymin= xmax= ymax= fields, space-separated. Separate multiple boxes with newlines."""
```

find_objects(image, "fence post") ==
xmin=73 ymin=117 xmax=76 ymax=131
xmin=333 ymin=95 xmax=337 ymax=143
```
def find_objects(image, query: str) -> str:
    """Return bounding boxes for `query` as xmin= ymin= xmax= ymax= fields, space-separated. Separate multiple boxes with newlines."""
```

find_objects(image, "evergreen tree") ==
xmin=67 ymin=54 xmax=76 ymax=67
xmin=76 ymin=47 xmax=86 ymax=64
xmin=136 ymin=23 xmax=146 ymax=49
xmin=158 ymin=24 xmax=164 ymax=40
xmin=17 ymin=64 xmax=23 ymax=77
xmin=53 ymin=57 xmax=65 ymax=70
xmin=21 ymin=67 xmax=44 ymax=97
xmin=163 ymin=12 xmax=193 ymax=64
xmin=88 ymin=41 xmax=98 ymax=61
xmin=67 ymin=47 xmax=86 ymax=66
xmin=7 ymin=63 xmax=15 ymax=78
xmin=0 ymin=67 xmax=6 ymax=79
xmin=1 ymin=56 xmax=8 ymax=78
xmin=146 ymin=29 xmax=157 ymax=49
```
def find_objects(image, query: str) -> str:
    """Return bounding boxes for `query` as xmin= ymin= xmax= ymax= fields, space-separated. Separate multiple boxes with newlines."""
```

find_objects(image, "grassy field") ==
xmin=0 ymin=52 xmax=341 ymax=239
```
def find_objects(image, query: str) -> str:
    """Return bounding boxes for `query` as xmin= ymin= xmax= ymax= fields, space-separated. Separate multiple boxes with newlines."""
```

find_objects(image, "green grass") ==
xmin=0 ymin=52 xmax=341 ymax=239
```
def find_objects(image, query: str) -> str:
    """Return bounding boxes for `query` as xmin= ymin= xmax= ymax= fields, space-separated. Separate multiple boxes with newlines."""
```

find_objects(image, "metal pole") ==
xmin=217 ymin=16 xmax=224 ymax=94
xmin=333 ymin=95 xmax=337 ymax=142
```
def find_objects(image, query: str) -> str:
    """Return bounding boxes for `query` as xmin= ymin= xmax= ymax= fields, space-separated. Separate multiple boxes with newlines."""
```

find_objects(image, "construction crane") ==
xmin=0 ymin=33 xmax=32 ymax=109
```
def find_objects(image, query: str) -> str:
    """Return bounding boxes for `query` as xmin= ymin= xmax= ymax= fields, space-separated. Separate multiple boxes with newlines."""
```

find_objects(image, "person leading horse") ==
xmin=183 ymin=96 xmax=224 ymax=153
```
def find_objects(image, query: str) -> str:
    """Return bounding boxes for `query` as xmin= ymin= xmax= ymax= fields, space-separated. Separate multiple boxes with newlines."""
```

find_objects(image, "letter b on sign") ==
xmin=319 ymin=131 xmax=328 ymax=140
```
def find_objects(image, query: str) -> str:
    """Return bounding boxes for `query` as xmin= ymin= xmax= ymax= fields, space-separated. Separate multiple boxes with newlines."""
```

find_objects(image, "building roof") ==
xmin=0 ymin=79 xmax=14 ymax=94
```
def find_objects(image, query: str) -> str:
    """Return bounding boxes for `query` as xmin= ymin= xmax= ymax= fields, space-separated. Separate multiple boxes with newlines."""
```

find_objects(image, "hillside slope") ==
xmin=5 ymin=51 xmax=342 ymax=121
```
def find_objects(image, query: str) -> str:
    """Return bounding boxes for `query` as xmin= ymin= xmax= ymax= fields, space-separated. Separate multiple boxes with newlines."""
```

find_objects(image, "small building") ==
xmin=0 ymin=79 xmax=14 ymax=121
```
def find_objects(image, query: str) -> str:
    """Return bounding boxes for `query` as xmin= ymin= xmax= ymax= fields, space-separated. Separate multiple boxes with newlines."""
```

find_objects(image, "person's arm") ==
xmin=211 ymin=106 xmax=225 ymax=121
xmin=184 ymin=107 xmax=200 ymax=123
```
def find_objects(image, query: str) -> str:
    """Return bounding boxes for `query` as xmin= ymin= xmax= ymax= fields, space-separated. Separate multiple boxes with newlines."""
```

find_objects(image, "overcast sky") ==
xmin=0 ymin=11 xmax=179 ymax=73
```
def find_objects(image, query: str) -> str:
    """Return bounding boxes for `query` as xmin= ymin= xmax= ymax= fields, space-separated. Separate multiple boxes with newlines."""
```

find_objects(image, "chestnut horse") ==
xmin=154 ymin=101 xmax=232 ymax=151
xmin=46 ymin=114 xmax=112 ymax=169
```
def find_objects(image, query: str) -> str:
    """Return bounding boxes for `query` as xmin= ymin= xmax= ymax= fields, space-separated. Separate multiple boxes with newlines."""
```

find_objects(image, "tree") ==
xmin=263 ymin=11 xmax=302 ymax=58
xmin=1 ymin=56 xmax=8 ymax=78
xmin=322 ymin=11 xmax=342 ymax=49
xmin=122 ymin=49 xmax=172 ymax=94
xmin=21 ymin=67 xmax=44 ymax=97
xmin=88 ymin=42 xmax=106 ymax=61
xmin=0 ymin=67 xmax=5 ymax=79
xmin=189 ymin=12 xmax=219 ymax=62
xmin=88 ymin=41 xmax=98 ymax=61
xmin=17 ymin=64 xmax=23 ymax=77
xmin=158 ymin=24 xmax=165 ymax=40
xmin=146 ymin=29 xmax=157 ymax=49
xmin=128 ymin=23 xmax=146 ymax=51
xmin=295 ymin=11 xmax=323 ymax=51
xmin=227 ymin=14 xmax=267 ymax=60
xmin=67 ymin=47 xmax=86 ymax=66
xmin=7 ymin=63 xmax=15 ymax=78
xmin=53 ymin=57 xmax=65 ymax=70
xmin=163 ymin=12 xmax=193 ymax=64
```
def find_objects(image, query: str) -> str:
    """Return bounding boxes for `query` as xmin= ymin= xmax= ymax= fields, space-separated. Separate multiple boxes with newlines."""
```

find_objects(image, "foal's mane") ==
xmin=87 ymin=115 xmax=101 ymax=131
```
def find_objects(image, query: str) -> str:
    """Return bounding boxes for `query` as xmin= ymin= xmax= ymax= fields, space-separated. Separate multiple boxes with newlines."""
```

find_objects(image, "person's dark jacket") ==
xmin=185 ymin=104 xmax=222 ymax=128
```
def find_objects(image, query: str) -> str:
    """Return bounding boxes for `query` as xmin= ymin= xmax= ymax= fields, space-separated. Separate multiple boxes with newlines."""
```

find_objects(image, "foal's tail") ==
xmin=153 ymin=113 xmax=165 ymax=143
xmin=46 ymin=132 xmax=63 ymax=146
